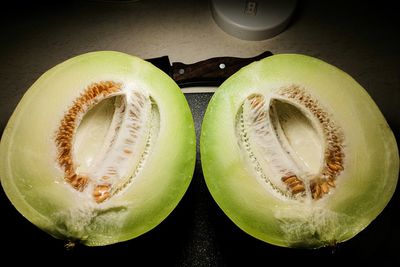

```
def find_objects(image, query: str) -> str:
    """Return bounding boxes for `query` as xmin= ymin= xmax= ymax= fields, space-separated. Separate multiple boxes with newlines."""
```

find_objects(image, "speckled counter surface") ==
xmin=0 ymin=0 xmax=398 ymax=265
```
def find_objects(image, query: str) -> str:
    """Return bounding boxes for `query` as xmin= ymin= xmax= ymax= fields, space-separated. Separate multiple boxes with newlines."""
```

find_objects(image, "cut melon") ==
xmin=200 ymin=54 xmax=399 ymax=248
xmin=0 ymin=51 xmax=196 ymax=246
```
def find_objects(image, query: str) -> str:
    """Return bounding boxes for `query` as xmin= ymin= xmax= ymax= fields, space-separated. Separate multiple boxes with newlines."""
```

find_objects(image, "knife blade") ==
xmin=147 ymin=51 xmax=273 ymax=92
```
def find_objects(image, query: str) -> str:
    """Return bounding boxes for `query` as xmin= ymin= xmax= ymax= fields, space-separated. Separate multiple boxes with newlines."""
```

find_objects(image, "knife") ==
xmin=147 ymin=51 xmax=273 ymax=93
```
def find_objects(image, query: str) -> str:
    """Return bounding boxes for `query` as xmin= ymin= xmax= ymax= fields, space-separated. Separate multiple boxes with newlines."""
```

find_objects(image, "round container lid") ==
xmin=211 ymin=0 xmax=297 ymax=41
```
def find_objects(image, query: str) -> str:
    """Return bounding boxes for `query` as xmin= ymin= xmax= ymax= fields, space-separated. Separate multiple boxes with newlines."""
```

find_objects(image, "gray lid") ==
xmin=211 ymin=0 xmax=297 ymax=41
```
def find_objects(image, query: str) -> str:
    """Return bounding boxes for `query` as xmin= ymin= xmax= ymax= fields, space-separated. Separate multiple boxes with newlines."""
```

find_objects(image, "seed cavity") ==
xmin=55 ymin=81 xmax=159 ymax=203
xmin=236 ymin=85 xmax=344 ymax=201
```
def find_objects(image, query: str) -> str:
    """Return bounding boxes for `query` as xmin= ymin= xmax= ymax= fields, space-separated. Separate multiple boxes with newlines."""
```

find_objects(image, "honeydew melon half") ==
xmin=0 ymin=51 xmax=196 ymax=246
xmin=200 ymin=54 xmax=399 ymax=248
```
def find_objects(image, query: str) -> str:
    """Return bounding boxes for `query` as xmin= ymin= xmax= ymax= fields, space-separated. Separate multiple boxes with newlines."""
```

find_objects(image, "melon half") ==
xmin=200 ymin=54 xmax=399 ymax=248
xmin=0 ymin=51 xmax=196 ymax=246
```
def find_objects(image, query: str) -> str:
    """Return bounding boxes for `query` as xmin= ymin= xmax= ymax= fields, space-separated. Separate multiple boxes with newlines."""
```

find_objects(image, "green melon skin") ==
xmin=0 ymin=51 xmax=196 ymax=246
xmin=200 ymin=54 xmax=399 ymax=248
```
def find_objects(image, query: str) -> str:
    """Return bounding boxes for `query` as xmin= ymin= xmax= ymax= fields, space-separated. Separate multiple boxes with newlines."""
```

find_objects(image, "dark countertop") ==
xmin=0 ymin=0 xmax=399 ymax=265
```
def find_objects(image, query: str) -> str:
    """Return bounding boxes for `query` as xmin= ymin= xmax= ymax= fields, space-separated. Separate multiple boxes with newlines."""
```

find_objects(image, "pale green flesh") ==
xmin=0 ymin=51 xmax=196 ymax=246
xmin=201 ymin=54 xmax=399 ymax=248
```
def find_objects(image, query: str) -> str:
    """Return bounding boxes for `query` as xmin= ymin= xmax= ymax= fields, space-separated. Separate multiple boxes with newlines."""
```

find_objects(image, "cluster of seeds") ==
xmin=280 ymin=85 xmax=344 ymax=199
xmin=281 ymin=174 xmax=305 ymax=195
xmin=55 ymin=81 xmax=121 ymax=191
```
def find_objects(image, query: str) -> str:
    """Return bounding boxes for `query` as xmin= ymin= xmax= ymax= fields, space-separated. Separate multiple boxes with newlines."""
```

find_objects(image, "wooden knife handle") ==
xmin=172 ymin=51 xmax=273 ymax=87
